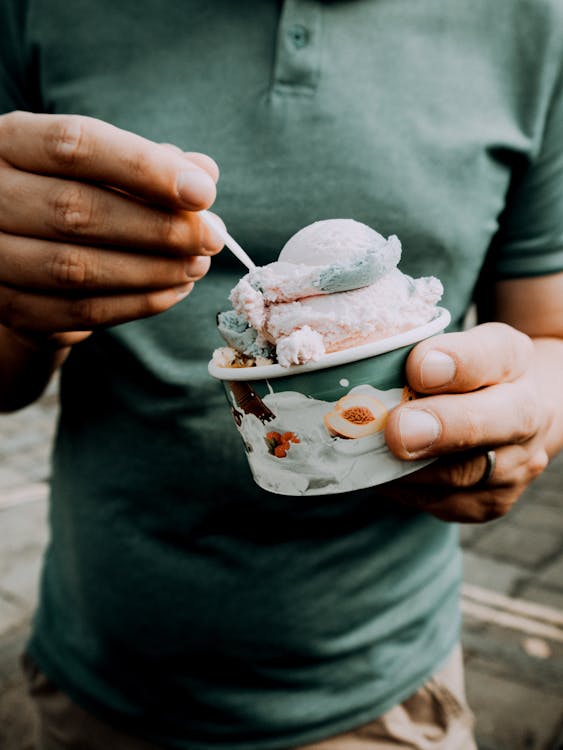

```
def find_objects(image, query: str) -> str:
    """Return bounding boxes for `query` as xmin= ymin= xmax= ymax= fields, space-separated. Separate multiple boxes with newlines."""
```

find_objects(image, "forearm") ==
xmin=531 ymin=336 xmax=563 ymax=458
xmin=493 ymin=273 xmax=563 ymax=460
xmin=0 ymin=324 xmax=69 ymax=412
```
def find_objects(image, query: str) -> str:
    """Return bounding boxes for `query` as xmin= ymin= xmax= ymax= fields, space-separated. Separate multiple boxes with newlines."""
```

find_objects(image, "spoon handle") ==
xmin=199 ymin=210 xmax=256 ymax=271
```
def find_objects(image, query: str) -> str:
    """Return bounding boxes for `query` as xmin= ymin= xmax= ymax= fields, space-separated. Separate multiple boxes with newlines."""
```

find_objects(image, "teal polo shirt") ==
xmin=1 ymin=1 xmax=563 ymax=748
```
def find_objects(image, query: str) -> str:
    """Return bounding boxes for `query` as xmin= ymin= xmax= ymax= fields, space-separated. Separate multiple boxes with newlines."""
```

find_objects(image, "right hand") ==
xmin=0 ymin=111 xmax=223 ymax=351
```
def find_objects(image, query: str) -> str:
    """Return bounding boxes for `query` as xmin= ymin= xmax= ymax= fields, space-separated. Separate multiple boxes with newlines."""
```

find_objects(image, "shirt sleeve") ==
xmin=0 ymin=0 xmax=38 ymax=114
xmin=494 ymin=67 xmax=563 ymax=279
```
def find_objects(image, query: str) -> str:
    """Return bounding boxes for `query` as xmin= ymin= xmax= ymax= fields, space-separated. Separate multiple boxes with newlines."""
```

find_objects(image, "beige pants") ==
xmin=23 ymin=647 xmax=476 ymax=750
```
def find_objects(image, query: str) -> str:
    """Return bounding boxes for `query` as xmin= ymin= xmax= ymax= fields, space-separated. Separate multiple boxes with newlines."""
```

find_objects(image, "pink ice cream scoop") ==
xmin=216 ymin=219 xmax=443 ymax=368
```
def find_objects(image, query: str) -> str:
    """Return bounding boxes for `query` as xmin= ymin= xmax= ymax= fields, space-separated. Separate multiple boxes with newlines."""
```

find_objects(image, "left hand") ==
xmin=383 ymin=322 xmax=551 ymax=523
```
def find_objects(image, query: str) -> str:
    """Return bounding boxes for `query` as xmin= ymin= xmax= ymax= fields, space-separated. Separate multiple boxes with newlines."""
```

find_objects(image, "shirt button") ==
xmin=287 ymin=24 xmax=310 ymax=49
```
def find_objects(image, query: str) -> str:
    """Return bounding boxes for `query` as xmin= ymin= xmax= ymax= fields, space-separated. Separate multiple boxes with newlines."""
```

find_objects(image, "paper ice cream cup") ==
xmin=208 ymin=307 xmax=451 ymax=496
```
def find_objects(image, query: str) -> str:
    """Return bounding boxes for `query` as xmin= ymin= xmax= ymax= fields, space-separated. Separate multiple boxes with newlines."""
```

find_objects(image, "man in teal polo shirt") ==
xmin=1 ymin=1 xmax=563 ymax=748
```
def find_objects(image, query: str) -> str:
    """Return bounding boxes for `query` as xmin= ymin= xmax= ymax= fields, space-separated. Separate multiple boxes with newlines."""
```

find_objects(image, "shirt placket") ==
xmin=272 ymin=0 xmax=323 ymax=95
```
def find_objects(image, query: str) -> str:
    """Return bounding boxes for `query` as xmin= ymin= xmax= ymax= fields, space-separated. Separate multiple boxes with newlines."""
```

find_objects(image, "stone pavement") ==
xmin=1 ymin=382 xmax=562 ymax=750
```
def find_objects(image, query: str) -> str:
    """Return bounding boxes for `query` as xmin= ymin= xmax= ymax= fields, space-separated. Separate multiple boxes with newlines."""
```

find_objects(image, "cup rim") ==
xmin=208 ymin=307 xmax=451 ymax=381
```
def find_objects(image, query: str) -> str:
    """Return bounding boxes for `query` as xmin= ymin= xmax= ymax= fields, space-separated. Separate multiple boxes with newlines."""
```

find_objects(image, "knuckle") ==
xmin=449 ymin=457 xmax=483 ymax=488
xmin=0 ymin=175 xmax=28 ymax=223
xmin=487 ymin=321 xmax=516 ymax=339
xmin=160 ymin=212 xmax=189 ymax=251
xmin=0 ymin=110 xmax=19 ymax=137
xmin=520 ymin=411 xmax=541 ymax=442
xmin=124 ymin=149 xmax=153 ymax=181
xmin=484 ymin=499 xmax=510 ymax=522
xmin=512 ymin=382 xmax=542 ymax=441
xmin=455 ymin=409 xmax=482 ymax=449
xmin=51 ymin=183 xmax=93 ymax=236
xmin=478 ymin=322 xmax=525 ymax=381
xmin=527 ymin=449 xmax=549 ymax=480
xmin=48 ymin=247 xmax=90 ymax=287
xmin=512 ymin=327 xmax=535 ymax=359
xmin=493 ymin=323 xmax=534 ymax=379
xmin=46 ymin=115 xmax=89 ymax=169
xmin=474 ymin=493 xmax=512 ymax=523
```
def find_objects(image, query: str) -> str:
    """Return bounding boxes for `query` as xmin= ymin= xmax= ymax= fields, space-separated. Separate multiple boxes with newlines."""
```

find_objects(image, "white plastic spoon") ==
xmin=199 ymin=210 xmax=256 ymax=271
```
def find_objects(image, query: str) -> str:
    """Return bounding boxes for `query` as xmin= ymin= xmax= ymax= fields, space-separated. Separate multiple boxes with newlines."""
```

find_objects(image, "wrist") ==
xmin=530 ymin=336 xmax=563 ymax=457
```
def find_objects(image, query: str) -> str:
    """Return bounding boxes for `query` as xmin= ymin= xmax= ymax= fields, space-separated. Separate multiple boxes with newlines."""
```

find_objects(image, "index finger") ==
xmin=406 ymin=322 xmax=534 ymax=394
xmin=0 ymin=111 xmax=218 ymax=210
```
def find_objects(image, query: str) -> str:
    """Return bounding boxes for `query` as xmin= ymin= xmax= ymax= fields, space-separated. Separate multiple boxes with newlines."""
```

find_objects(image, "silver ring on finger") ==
xmin=474 ymin=449 xmax=496 ymax=488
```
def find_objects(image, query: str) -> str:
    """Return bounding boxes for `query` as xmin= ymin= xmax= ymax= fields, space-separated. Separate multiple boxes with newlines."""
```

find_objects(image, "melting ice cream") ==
xmin=213 ymin=219 xmax=443 ymax=368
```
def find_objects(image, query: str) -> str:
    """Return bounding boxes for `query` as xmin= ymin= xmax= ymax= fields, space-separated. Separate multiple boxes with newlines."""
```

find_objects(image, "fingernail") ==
xmin=200 ymin=213 xmax=226 ymax=253
xmin=176 ymin=283 xmax=193 ymax=299
xmin=177 ymin=169 xmax=216 ymax=208
xmin=185 ymin=256 xmax=209 ymax=280
xmin=399 ymin=409 xmax=441 ymax=454
xmin=420 ymin=351 xmax=456 ymax=389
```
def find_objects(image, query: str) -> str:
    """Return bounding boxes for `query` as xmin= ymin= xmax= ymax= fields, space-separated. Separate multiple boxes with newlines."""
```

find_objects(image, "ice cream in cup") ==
xmin=208 ymin=219 xmax=451 ymax=496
